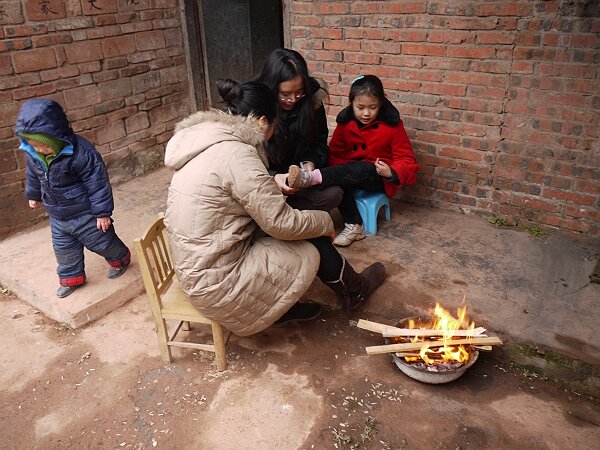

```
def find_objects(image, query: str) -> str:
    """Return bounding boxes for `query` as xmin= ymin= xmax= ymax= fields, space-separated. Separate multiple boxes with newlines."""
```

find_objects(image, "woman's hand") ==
xmin=97 ymin=217 xmax=111 ymax=233
xmin=375 ymin=158 xmax=392 ymax=179
xmin=274 ymin=173 xmax=299 ymax=195
xmin=28 ymin=200 xmax=42 ymax=209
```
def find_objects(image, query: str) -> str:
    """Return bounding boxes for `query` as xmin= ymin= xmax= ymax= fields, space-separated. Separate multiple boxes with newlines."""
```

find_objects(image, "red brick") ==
xmin=402 ymin=43 xmax=446 ymax=56
xmin=310 ymin=28 xmax=343 ymax=39
xmin=571 ymin=34 xmax=599 ymax=48
xmin=0 ymin=102 xmax=22 ymax=129
xmin=121 ymin=21 xmax=154 ymax=34
xmin=63 ymin=85 xmax=101 ymax=109
xmin=563 ymin=205 xmax=600 ymax=220
xmin=13 ymin=83 xmax=57 ymax=100
xmin=315 ymin=2 xmax=349 ymax=15
xmin=543 ymin=189 xmax=596 ymax=206
xmin=290 ymin=2 xmax=313 ymax=14
xmin=447 ymin=46 xmax=496 ymax=59
xmin=422 ymin=82 xmax=466 ymax=97
xmin=477 ymin=31 xmax=514 ymax=45
xmin=94 ymin=120 xmax=126 ymax=145
xmin=25 ymin=0 xmax=66 ymax=21
xmin=86 ymin=25 xmax=121 ymax=40
xmin=98 ymin=78 xmax=133 ymax=101
xmin=13 ymin=48 xmax=57 ymax=73
xmin=382 ymin=2 xmax=427 ymax=14
xmin=31 ymin=33 xmax=73 ymax=47
xmin=65 ymin=40 xmax=103 ymax=63
xmin=125 ymin=112 xmax=150 ymax=133
xmin=82 ymin=0 xmax=117 ymax=15
xmin=345 ymin=28 xmax=385 ymax=40
xmin=102 ymin=35 xmax=136 ymax=57
xmin=360 ymin=41 xmax=401 ymax=54
xmin=141 ymin=10 xmax=164 ymax=20
xmin=0 ymin=54 xmax=13 ymax=76
xmin=149 ymin=103 xmax=180 ymax=125
xmin=447 ymin=17 xmax=499 ymax=30
xmin=428 ymin=30 xmax=474 ymax=44
xmin=4 ymin=24 xmax=49 ymax=38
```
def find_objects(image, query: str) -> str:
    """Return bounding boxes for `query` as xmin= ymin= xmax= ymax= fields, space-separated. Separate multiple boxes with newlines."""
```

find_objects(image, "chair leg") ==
xmin=384 ymin=202 xmax=391 ymax=222
xmin=211 ymin=322 xmax=228 ymax=371
xmin=156 ymin=318 xmax=173 ymax=363
xmin=182 ymin=321 xmax=191 ymax=331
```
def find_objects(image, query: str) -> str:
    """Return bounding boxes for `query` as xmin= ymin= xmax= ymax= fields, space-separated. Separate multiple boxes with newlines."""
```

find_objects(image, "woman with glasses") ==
xmin=250 ymin=48 xmax=343 ymax=211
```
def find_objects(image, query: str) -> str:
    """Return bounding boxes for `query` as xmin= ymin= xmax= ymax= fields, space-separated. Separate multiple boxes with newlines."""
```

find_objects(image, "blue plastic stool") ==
xmin=354 ymin=189 xmax=391 ymax=236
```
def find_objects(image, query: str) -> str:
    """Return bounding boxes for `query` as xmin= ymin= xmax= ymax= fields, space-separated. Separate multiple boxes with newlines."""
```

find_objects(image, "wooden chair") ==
xmin=133 ymin=213 xmax=229 ymax=371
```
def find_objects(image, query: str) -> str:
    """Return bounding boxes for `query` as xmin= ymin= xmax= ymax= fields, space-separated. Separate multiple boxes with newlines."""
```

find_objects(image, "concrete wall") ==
xmin=287 ymin=0 xmax=599 ymax=234
xmin=0 ymin=0 xmax=191 ymax=238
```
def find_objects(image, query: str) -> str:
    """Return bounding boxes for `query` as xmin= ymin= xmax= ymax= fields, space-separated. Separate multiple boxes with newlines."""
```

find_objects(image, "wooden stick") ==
xmin=382 ymin=327 xmax=487 ymax=338
xmin=473 ymin=345 xmax=492 ymax=351
xmin=394 ymin=352 xmax=421 ymax=358
xmin=366 ymin=337 xmax=503 ymax=355
xmin=357 ymin=319 xmax=398 ymax=333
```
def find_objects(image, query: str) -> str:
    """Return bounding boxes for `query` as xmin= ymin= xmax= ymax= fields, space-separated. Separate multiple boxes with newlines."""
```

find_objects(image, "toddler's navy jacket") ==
xmin=16 ymin=99 xmax=114 ymax=220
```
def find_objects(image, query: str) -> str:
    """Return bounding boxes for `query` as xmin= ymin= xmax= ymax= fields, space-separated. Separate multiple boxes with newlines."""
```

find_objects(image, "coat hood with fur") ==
xmin=165 ymin=109 xmax=269 ymax=170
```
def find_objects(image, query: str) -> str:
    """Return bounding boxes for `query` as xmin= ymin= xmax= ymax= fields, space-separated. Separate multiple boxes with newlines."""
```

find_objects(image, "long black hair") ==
xmin=252 ymin=48 xmax=319 ymax=148
xmin=216 ymin=79 xmax=277 ymax=123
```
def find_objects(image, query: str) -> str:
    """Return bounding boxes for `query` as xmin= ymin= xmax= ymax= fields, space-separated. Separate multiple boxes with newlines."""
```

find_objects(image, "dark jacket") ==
xmin=266 ymin=78 xmax=329 ymax=174
xmin=16 ymin=99 xmax=114 ymax=220
xmin=329 ymin=99 xmax=420 ymax=198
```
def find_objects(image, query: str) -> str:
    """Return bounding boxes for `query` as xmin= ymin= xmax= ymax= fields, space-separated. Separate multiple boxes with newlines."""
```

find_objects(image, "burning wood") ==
xmin=365 ymin=337 xmax=503 ymax=355
xmin=357 ymin=303 xmax=503 ymax=366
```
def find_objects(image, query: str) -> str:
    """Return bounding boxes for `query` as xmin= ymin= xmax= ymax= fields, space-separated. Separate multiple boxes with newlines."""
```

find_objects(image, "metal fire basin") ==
xmin=387 ymin=318 xmax=480 ymax=384
xmin=390 ymin=350 xmax=479 ymax=384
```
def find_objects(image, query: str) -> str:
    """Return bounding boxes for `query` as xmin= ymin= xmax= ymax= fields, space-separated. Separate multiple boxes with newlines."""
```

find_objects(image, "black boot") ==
xmin=275 ymin=303 xmax=322 ymax=325
xmin=325 ymin=258 xmax=386 ymax=311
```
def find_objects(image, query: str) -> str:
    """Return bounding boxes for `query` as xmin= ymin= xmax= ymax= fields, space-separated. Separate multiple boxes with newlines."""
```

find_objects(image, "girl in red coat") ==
xmin=287 ymin=75 xmax=419 ymax=246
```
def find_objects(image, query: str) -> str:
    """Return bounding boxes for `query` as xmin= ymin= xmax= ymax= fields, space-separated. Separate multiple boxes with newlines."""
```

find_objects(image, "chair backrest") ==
xmin=133 ymin=214 xmax=176 ymax=313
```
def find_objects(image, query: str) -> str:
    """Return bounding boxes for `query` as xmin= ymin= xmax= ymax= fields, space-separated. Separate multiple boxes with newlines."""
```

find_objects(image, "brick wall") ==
xmin=289 ymin=0 xmax=600 ymax=234
xmin=0 ymin=0 xmax=190 ymax=238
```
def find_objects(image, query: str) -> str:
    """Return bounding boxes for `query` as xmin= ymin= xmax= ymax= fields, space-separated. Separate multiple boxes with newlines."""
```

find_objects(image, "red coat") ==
xmin=328 ymin=100 xmax=419 ymax=198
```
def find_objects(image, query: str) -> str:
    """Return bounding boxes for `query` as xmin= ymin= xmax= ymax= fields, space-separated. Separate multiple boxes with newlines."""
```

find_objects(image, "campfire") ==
xmin=358 ymin=303 xmax=503 ymax=384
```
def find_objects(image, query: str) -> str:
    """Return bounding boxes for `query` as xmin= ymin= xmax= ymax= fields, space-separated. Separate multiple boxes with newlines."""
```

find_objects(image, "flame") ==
xmin=405 ymin=303 xmax=476 ymax=364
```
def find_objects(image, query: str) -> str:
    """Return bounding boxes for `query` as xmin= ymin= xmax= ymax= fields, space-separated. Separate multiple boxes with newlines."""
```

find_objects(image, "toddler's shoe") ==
xmin=287 ymin=165 xmax=312 ymax=188
xmin=107 ymin=266 xmax=128 ymax=279
xmin=56 ymin=285 xmax=81 ymax=298
xmin=333 ymin=223 xmax=366 ymax=247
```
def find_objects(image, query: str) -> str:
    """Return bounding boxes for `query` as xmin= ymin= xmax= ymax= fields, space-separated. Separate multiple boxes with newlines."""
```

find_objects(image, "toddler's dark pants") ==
xmin=50 ymin=213 xmax=130 ymax=286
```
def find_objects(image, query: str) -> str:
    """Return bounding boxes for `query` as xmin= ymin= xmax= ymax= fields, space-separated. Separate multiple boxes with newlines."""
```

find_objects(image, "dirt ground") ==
xmin=1 ymin=289 xmax=599 ymax=450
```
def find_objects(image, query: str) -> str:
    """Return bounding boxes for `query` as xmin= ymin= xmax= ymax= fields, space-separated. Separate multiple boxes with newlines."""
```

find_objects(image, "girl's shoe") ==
xmin=333 ymin=223 xmax=366 ymax=246
xmin=287 ymin=165 xmax=313 ymax=188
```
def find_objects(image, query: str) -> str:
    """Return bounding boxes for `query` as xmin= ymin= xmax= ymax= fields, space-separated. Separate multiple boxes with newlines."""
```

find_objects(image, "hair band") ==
xmin=351 ymin=75 xmax=364 ymax=84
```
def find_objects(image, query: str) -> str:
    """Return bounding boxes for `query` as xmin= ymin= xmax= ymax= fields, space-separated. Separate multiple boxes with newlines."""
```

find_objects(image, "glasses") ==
xmin=279 ymin=90 xmax=305 ymax=103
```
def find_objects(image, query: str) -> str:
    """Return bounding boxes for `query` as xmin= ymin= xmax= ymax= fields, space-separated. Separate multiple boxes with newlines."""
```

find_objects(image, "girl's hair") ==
xmin=349 ymin=75 xmax=385 ymax=104
xmin=253 ymin=48 xmax=319 ymax=145
xmin=216 ymin=79 xmax=277 ymax=123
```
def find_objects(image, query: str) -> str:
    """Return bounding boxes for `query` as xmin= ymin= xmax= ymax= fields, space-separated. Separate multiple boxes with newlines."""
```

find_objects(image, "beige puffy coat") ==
xmin=164 ymin=110 xmax=334 ymax=336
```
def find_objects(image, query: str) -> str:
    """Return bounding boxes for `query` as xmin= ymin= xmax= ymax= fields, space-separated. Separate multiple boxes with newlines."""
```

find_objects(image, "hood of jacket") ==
xmin=165 ymin=109 xmax=268 ymax=170
xmin=15 ymin=99 xmax=76 ymax=147
xmin=336 ymin=97 xmax=400 ymax=126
